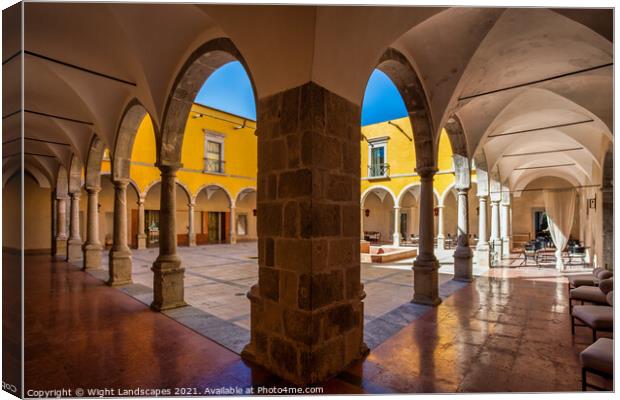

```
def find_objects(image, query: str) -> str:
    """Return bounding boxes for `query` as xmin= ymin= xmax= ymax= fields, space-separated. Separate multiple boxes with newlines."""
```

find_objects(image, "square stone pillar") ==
xmin=108 ymin=180 xmax=133 ymax=286
xmin=242 ymin=82 xmax=367 ymax=385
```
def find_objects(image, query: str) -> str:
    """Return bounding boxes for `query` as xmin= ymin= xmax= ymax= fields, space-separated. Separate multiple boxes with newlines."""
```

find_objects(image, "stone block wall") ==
xmin=242 ymin=82 xmax=368 ymax=385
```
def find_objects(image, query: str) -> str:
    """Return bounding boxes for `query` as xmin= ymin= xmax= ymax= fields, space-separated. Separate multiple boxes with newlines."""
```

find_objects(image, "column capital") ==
xmin=393 ymin=205 xmax=401 ymax=210
xmin=137 ymin=196 xmax=145 ymax=205
xmin=455 ymin=187 xmax=470 ymax=194
xmin=436 ymin=204 xmax=445 ymax=209
xmin=69 ymin=191 xmax=81 ymax=199
xmin=112 ymin=179 xmax=130 ymax=188
xmin=415 ymin=166 xmax=438 ymax=179
xmin=157 ymin=162 xmax=183 ymax=176
xmin=478 ymin=194 xmax=489 ymax=201
xmin=85 ymin=185 xmax=101 ymax=194
xmin=188 ymin=201 xmax=196 ymax=208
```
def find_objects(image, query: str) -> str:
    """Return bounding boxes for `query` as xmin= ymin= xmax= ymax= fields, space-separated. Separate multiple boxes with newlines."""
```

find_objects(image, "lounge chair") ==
xmin=580 ymin=338 xmax=613 ymax=391
xmin=571 ymin=291 xmax=613 ymax=342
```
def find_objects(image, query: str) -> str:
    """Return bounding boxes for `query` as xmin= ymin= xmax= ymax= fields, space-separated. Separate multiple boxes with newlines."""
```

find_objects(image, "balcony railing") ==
xmin=368 ymin=163 xmax=390 ymax=178
xmin=204 ymin=159 xmax=225 ymax=174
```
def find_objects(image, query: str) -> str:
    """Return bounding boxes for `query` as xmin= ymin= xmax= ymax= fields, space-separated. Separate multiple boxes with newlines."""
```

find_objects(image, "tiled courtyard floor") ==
xmin=87 ymin=243 xmax=477 ymax=352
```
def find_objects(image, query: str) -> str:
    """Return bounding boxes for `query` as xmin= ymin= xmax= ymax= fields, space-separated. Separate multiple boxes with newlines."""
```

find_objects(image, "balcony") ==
xmin=368 ymin=163 xmax=390 ymax=179
xmin=204 ymin=159 xmax=226 ymax=174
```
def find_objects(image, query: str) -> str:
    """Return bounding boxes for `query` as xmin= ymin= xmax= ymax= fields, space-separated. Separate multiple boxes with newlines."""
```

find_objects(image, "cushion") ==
xmin=570 ymin=286 xmax=608 ymax=305
xmin=573 ymin=305 xmax=613 ymax=330
xmin=599 ymin=277 xmax=614 ymax=294
xmin=598 ymin=270 xmax=613 ymax=280
xmin=607 ymin=291 xmax=613 ymax=306
xmin=593 ymin=267 xmax=605 ymax=276
xmin=569 ymin=275 xmax=596 ymax=288
xmin=580 ymin=338 xmax=613 ymax=375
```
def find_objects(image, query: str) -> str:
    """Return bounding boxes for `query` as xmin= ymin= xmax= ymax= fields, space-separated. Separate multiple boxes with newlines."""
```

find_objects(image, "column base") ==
xmin=151 ymin=256 xmax=186 ymax=311
xmin=476 ymin=245 xmax=491 ymax=269
xmin=229 ymin=237 xmax=237 ymax=245
xmin=392 ymin=233 xmax=400 ymax=247
xmin=436 ymin=237 xmax=445 ymax=250
xmin=107 ymin=249 xmax=133 ymax=286
xmin=242 ymin=285 xmax=368 ymax=386
xmin=412 ymin=257 xmax=442 ymax=306
xmin=67 ymin=239 xmax=83 ymax=262
xmin=82 ymin=243 xmax=103 ymax=270
xmin=137 ymin=234 xmax=147 ymax=250
xmin=501 ymin=238 xmax=511 ymax=258
xmin=54 ymin=238 xmax=67 ymax=258
xmin=188 ymin=234 xmax=196 ymax=247
xmin=453 ymin=245 xmax=473 ymax=282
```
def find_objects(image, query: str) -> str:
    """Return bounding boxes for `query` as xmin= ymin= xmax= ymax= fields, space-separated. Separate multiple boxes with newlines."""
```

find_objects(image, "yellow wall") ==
xmin=102 ymin=104 xmax=258 ymax=203
xmin=361 ymin=117 xmax=462 ymax=205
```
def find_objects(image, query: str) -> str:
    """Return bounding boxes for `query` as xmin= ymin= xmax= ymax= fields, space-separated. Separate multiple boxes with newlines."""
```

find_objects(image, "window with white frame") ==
xmin=204 ymin=131 xmax=225 ymax=174
xmin=367 ymin=137 xmax=389 ymax=178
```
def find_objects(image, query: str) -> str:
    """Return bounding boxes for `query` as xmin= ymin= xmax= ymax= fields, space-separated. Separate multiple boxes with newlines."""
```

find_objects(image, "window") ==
xmin=368 ymin=137 xmax=389 ymax=178
xmin=204 ymin=131 xmax=225 ymax=174
xmin=237 ymin=214 xmax=248 ymax=236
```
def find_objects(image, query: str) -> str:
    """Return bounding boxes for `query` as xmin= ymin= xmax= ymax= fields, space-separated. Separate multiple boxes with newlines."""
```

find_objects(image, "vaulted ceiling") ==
xmin=2 ymin=4 xmax=612 ymax=191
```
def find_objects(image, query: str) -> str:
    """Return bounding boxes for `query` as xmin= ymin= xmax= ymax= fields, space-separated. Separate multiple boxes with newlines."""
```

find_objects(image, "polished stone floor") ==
xmin=85 ymin=243 xmax=470 ymax=352
xmin=25 ymin=251 xmax=612 ymax=393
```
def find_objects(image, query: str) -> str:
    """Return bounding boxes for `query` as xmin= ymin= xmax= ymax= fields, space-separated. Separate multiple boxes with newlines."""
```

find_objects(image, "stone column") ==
xmin=242 ymin=82 xmax=367 ymax=386
xmin=108 ymin=180 xmax=132 ymax=286
xmin=360 ymin=206 xmax=365 ymax=240
xmin=151 ymin=164 xmax=186 ymax=311
xmin=436 ymin=205 xmax=445 ymax=249
xmin=229 ymin=204 xmax=237 ymax=244
xmin=392 ymin=206 xmax=401 ymax=246
xmin=490 ymin=199 xmax=502 ymax=258
xmin=54 ymin=196 xmax=68 ymax=258
xmin=476 ymin=196 xmax=490 ymax=268
xmin=412 ymin=167 xmax=441 ymax=306
xmin=500 ymin=202 xmax=511 ymax=258
xmin=82 ymin=186 xmax=102 ymax=269
xmin=188 ymin=201 xmax=196 ymax=247
xmin=67 ymin=192 xmax=82 ymax=262
xmin=136 ymin=196 xmax=147 ymax=249
xmin=453 ymin=188 xmax=473 ymax=282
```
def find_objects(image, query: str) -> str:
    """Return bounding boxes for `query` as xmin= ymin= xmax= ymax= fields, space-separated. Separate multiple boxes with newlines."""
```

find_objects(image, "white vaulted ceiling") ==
xmin=2 ymin=4 xmax=612 ymax=191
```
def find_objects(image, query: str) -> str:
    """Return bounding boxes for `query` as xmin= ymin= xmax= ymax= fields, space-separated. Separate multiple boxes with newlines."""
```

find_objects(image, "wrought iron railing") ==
xmin=368 ymin=163 xmax=390 ymax=178
xmin=204 ymin=159 xmax=225 ymax=174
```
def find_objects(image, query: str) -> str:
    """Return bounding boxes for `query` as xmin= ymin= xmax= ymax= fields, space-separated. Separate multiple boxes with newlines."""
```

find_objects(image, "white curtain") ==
xmin=543 ymin=189 xmax=576 ymax=269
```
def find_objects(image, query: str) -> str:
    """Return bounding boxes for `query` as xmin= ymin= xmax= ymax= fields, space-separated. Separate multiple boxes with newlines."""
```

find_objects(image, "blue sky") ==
xmin=195 ymin=62 xmax=407 ymax=126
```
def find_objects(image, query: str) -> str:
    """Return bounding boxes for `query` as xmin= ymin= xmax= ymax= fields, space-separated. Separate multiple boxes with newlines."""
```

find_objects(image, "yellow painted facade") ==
xmin=360 ymin=116 xmax=462 ymax=204
xmin=102 ymin=104 xmax=258 ymax=202
xmin=101 ymin=107 xmax=463 ymax=205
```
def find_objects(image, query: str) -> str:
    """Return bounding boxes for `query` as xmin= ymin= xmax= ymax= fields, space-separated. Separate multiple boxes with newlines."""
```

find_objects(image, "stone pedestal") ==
xmin=82 ymin=186 xmax=102 ymax=270
xmin=453 ymin=188 xmax=473 ymax=282
xmin=108 ymin=180 xmax=132 ymax=286
xmin=242 ymin=82 xmax=367 ymax=386
xmin=151 ymin=165 xmax=186 ymax=311
xmin=67 ymin=192 xmax=82 ymax=262
xmin=412 ymin=167 xmax=441 ymax=306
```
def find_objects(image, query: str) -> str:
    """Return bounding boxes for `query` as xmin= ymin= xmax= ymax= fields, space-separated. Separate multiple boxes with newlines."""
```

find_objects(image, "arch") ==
xmin=159 ymin=38 xmax=257 ymax=166
xmin=193 ymin=183 xmax=233 ymax=207
xmin=84 ymin=135 xmax=106 ymax=188
xmin=439 ymin=177 xmax=479 ymax=207
xmin=111 ymin=99 xmax=155 ymax=181
xmin=442 ymin=114 xmax=468 ymax=159
xmin=396 ymin=182 xmax=440 ymax=207
xmin=68 ymin=155 xmax=82 ymax=194
xmin=372 ymin=48 xmax=435 ymax=170
xmin=235 ymin=186 xmax=257 ymax=204
xmin=142 ymin=179 xmax=192 ymax=205
xmin=361 ymin=185 xmax=397 ymax=206
xmin=511 ymin=170 xmax=582 ymax=197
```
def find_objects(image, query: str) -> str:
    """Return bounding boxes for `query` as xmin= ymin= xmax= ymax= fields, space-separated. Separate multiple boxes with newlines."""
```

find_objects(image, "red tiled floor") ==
xmin=23 ymin=255 xmax=612 ymax=394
